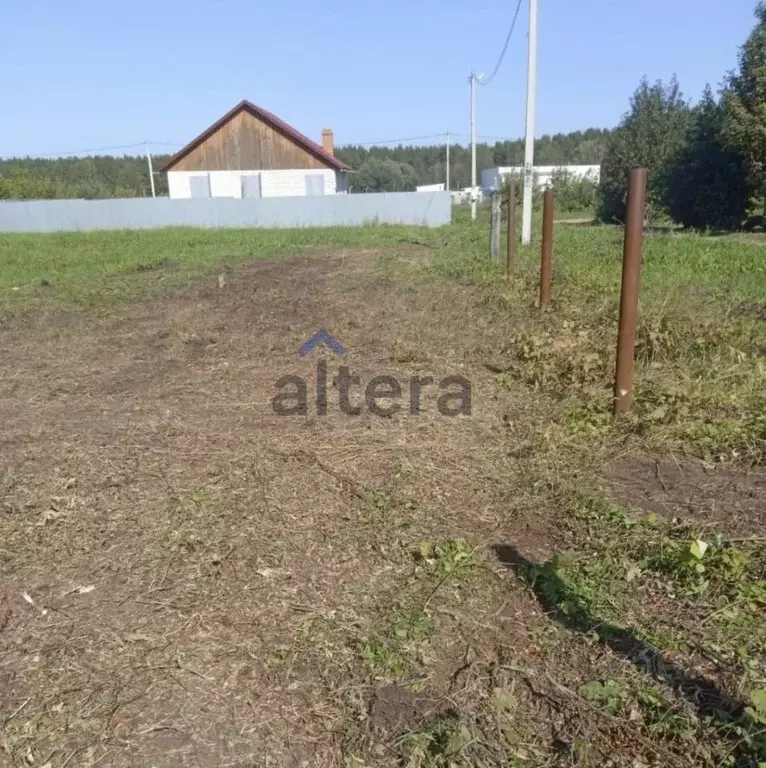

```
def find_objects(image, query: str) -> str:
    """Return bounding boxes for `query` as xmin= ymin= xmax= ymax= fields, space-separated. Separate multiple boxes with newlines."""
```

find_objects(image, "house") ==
xmin=481 ymin=165 xmax=600 ymax=195
xmin=416 ymin=183 xmax=446 ymax=192
xmin=162 ymin=100 xmax=352 ymax=199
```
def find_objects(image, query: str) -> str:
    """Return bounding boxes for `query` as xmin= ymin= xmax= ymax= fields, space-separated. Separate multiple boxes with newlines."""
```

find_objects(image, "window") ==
xmin=304 ymin=174 xmax=325 ymax=196
xmin=241 ymin=174 xmax=262 ymax=199
xmin=189 ymin=175 xmax=211 ymax=198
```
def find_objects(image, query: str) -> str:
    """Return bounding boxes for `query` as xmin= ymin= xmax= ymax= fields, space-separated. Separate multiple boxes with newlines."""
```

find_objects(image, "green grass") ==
xmin=0 ymin=225 xmax=432 ymax=312
xmin=3 ymin=217 xmax=764 ymax=463
xmin=421 ymin=217 xmax=766 ymax=463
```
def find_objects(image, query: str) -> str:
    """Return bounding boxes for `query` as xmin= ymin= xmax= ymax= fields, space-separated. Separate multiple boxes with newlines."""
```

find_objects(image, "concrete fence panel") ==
xmin=0 ymin=192 xmax=451 ymax=233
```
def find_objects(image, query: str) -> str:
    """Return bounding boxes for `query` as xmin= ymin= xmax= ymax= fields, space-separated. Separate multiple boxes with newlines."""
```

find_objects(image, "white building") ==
xmin=451 ymin=187 xmax=485 ymax=205
xmin=162 ymin=100 xmax=352 ymax=199
xmin=481 ymin=165 xmax=600 ymax=195
xmin=416 ymin=183 xmax=446 ymax=192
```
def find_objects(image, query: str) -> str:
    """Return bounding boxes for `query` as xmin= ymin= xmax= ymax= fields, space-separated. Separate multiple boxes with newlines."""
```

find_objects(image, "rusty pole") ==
xmin=613 ymin=168 xmax=648 ymax=416
xmin=539 ymin=190 xmax=554 ymax=309
xmin=506 ymin=183 xmax=517 ymax=276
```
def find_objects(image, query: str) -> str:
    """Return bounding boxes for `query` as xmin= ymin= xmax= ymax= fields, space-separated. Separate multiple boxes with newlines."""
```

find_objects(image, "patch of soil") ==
xmin=368 ymin=684 xmax=453 ymax=735
xmin=604 ymin=453 xmax=766 ymax=536
xmin=737 ymin=300 xmax=766 ymax=322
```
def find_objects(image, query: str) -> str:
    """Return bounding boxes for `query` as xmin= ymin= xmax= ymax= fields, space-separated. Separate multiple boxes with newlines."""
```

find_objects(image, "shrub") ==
xmin=666 ymin=87 xmax=751 ymax=230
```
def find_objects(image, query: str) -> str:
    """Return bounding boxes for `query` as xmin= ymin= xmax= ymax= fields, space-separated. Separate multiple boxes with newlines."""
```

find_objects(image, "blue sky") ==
xmin=0 ymin=0 xmax=756 ymax=157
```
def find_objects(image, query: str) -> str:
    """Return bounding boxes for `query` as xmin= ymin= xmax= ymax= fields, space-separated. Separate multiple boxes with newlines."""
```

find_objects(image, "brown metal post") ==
xmin=539 ymin=190 xmax=554 ymax=308
xmin=506 ymin=183 xmax=516 ymax=276
xmin=613 ymin=168 xmax=648 ymax=416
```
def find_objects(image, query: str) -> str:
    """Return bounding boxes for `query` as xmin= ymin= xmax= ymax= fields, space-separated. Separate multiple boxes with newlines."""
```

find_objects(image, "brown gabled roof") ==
xmin=161 ymin=100 xmax=352 ymax=173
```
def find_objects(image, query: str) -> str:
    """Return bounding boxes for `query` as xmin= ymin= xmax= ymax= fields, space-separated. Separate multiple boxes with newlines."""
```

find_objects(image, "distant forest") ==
xmin=336 ymin=129 xmax=612 ymax=192
xmin=0 ymin=128 xmax=612 ymax=199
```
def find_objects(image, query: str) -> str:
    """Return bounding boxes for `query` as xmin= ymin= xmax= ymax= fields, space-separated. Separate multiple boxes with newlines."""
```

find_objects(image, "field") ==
xmin=1 ymin=213 xmax=765 ymax=768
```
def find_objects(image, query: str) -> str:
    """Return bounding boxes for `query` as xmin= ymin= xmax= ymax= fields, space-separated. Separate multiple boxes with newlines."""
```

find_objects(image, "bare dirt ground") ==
xmin=0 ymin=248 xmax=551 ymax=767
xmin=2 ymin=247 xmax=764 ymax=767
xmin=605 ymin=453 xmax=766 ymax=537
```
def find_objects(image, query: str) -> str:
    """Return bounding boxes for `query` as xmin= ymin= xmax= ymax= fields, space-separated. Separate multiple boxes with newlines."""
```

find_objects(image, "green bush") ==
xmin=549 ymin=168 xmax=598 ymax=212
xmin=666 ymin=87 xmax=751 ymax=230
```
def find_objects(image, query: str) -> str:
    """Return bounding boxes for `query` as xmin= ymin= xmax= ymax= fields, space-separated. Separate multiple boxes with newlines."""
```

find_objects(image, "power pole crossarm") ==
xmin=521 ymin=0 xmax=538 ymax=245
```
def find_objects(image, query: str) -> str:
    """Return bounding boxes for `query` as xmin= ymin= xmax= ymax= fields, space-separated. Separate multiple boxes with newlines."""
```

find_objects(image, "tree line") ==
xmin=335 ymin=129 xmax=611 ymax=193
xmin=0 ymin=155 xmax=171 ymax=200
xmin=597 ymin=2 xmax=766 ymax=229
xmin=0 ymin=128 xmax=610 ymax=201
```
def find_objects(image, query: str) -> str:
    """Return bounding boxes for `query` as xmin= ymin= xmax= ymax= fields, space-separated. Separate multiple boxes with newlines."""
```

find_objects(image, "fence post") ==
xmin=490 ymin=193 xmax=501 ymax=260
xmin=507 ymin=183 xmax=516 ymax=276
xmin=539 ymin=190 xmax=554 ymax=308
xmin=613 ymin=168 xmax=648 ymax=416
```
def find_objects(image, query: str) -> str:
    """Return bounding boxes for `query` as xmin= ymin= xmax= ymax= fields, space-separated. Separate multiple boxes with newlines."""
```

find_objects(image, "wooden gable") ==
xmin=168 ymin=110 xmax=329 ymax=173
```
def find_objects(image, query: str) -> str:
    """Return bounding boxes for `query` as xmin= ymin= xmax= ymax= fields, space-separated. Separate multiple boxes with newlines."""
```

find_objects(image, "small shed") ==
xmin=162 ymin=100 xmax=352 ymax=199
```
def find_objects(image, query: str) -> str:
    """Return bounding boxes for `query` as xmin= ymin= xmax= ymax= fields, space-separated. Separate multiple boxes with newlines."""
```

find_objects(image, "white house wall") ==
xmin=259 ymin=169 xmax=336 ymax=197
xmin=167 ymin=169 xmax=345 ymax=199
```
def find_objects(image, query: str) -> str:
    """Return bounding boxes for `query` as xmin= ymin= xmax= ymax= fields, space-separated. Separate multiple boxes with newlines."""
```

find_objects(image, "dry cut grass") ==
xmin=1 ymin=221 xmax=765 ymax=767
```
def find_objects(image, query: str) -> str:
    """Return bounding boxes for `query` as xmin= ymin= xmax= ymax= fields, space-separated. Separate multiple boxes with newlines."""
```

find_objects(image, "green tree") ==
xmin=0 ymin=154 xmax=169 ymax=199
xmin=549 ymin=168 xmax=598 ymax=212
xmin=350 ymin=157 xmax=418 ymax=192
xmin=725 ymin=2 xmax=766 ymax=223
xmin=0 ymin=168 xmax=61 ymax=199
xmin=597 ymin=77 xmax=691 ymax=223
xmin=666 ymin=87 xmax=751 ymax=230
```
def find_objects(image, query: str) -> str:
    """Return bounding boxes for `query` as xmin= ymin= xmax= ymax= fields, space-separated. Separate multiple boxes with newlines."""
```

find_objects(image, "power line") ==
xmin=480 ymin=0 xmax=524 ymax=87
xmin=347 ymin=133 xmax=450 ymax=147
xmin=3 ymin=141 xmax=180 ymax=160
xmin=6 ymin=131 xmax=498 ymax=162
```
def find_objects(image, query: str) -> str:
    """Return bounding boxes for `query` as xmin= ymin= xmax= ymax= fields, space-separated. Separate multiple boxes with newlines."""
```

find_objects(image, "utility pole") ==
xmin=146 ymin=142 xmax=156 ymax=198
xmin=521 ymin=0 xmax=538 ymax=244
xmin=470 ymin=72 xmax=478 ymax=220
xmin=446 ymin=131 xmax=450 ymax=191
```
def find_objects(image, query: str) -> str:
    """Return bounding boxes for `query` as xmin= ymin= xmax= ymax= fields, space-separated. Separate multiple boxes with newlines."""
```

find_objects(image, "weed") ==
xmin=413 ymin=539 xmax=478 ymax=579
xmin=392 ymin=455 xmax=415 ymax=480
xmin=646 ymin=536 xmax=750 ymax=596
xmin=362 ymin=486 xmax=392 ymax=518
xmin=580 ymin=679 xmax=629 ymax=715
xmin=360 ymin=603 xmax=434 ymax=679
xmin=395 ymin=713 xmax=472 ymax=768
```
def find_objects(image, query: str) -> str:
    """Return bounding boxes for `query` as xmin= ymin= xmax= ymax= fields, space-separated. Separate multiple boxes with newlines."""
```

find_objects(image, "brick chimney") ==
xmin=321 ymin=129 xmax=334 ymax=156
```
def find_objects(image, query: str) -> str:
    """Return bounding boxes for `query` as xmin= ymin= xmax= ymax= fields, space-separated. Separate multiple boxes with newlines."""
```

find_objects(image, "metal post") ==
xmin=507 ymin=182 xmax=517 ymax=276
xmin=539 ymin=189 xmax=554 ymax=308
xmin=613 ymin=168 xmax=648 ymax=416
xmin=146 ymin=142 xmax=156 ymax=198
xmin=490 ymin=193 xmax=501 ymax=260
xmin=521 ymin=0 xmax=538 ymax=244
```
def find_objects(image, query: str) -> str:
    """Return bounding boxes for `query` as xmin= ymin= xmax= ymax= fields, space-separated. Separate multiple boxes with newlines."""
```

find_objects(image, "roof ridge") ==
xmin=161 ymin=101 xmax=351 ymax=173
